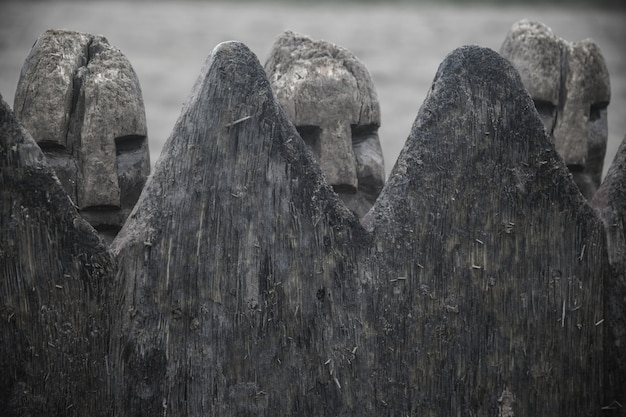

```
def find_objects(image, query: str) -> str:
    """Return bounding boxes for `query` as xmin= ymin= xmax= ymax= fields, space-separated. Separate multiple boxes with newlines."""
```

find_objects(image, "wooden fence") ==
xmin=1 ymin=39 xmax=623 ymax=416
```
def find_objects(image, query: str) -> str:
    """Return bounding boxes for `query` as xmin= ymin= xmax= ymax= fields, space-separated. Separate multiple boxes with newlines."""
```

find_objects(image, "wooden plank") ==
xmin=0 ymin=95 xmax=114 ymax=416
xmin=109 ymin=40 xmax=364 ymax=416
xmin=3 ymin=34 xmax=610 ymax=415
xmin=363 ymin=45 xmax=607 ymax=416
xmin=592 ymin=134 xmax=626 ymax=415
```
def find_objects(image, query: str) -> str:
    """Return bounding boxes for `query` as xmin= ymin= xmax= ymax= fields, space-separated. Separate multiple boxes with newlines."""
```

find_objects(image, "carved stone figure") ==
xmin=13 ymin=29 xmax=150 ymax=244
xmin=265 ymin=31 xmax=385 ymax=218
xmin=500 ymin=19 xmax=611 ymax=199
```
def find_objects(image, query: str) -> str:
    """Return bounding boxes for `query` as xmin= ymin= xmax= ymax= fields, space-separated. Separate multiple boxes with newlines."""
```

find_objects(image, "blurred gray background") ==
xmin=1 ymin=0 xmax=624 ymax=179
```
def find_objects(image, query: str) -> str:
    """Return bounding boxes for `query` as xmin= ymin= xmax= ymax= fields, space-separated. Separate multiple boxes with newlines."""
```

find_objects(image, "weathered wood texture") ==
xmin=361 ymin=45 xmax=607 ymax=416
xmin=592 ymin=135 xmax=626 ymax=415
xmin=109 ymin=41 xmax=366 ymax=416
xmin=0 ymin=95 xmax=114 ymax=416
xmin=13 ymin=29 xmax=150 ymax=244
xmin=108 ymin=41 xmax=608 ymax=416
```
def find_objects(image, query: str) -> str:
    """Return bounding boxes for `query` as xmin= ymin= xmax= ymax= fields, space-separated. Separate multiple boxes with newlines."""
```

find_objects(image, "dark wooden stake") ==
xmin=592 ymin=134 xmax=626 ymax=416
xmin=0 ymin=95 xmax=114 ymax=416
xmin=1 ymin=34 xmax=610 ymax=416
xmin=362 ymin=45 xmax=607 ymax=416
xmin=108 ymin=42 xmax=608 ymax=416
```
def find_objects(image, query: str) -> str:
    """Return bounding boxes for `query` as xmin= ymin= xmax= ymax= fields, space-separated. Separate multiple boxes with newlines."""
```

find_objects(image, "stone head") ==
xmin=14 ymin=29 xmax=150 ymax=243
xmin=265 ymin=31 xmax=385 ymax=218
xmin=500 ymin=20 xmax=611 ymax=199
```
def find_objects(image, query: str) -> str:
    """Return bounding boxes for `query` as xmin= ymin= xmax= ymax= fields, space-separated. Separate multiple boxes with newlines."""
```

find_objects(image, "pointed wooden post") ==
xmin=0 ymin=96 xmax=115 ymax=416
xmin=592 ymin=134 xmax=626 ymax=415
xmin=363 ymin=45 xmax=607 ymax=416
xmin=109 ymin=41 xmax=365 ymax=416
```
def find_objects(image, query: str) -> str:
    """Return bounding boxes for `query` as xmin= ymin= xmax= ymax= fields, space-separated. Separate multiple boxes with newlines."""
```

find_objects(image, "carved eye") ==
xmin=589 ymin=102 xmax=608 ymax=122
xmin=351 ymin=124 xmax=378 ymax=145
xmin=296 ymin=125 xmax=321 ymax=154
xmin=532 ymin=100 xmax=557 ymax=134
xmin=115 ymin=135 xmax=145 ymax=155
xmin=533 ymin=99 xmax=557 ymax=119
xmin=38 ymin=140 xmax=66 ymax=155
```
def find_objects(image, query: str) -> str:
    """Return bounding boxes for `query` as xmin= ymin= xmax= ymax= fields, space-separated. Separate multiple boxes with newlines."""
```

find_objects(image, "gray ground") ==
xmin=1 ymin=1 xmax=624 ymax=179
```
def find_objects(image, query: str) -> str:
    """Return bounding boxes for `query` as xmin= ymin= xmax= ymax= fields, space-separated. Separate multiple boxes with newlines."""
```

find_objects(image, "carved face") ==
xmin=14 ymin=30 xmax=150 ymax=244
xmin=266 ymin=31 xmax=385 ymax=218
xmin=501 ymin=20 xmax=611 ymax=199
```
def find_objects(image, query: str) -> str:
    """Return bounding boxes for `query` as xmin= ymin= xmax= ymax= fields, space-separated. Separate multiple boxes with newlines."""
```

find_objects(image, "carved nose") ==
xmin=77 ymin=138 xmax=121 ymax=210
xmin=552 ymin=102 xmax=588 ymax=168
xmin=318 ymin=123 xmax=358 ymax=193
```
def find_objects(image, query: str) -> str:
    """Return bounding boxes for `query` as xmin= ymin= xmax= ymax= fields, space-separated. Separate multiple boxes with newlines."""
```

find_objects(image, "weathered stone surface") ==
xmin=500 ymin=19 xmax=611 ymax=199
xmin=363 ymin=45 xmax=607 ymax=416
xmin=265 ymin=30 xmax=385 ymax=218
xmin=591 ymin=134 xmax=626 ymax=415
xmin=0 ymin=95 xmax=115 ymax=416
xmin=13 ymin=29 xmax=150 ymax=244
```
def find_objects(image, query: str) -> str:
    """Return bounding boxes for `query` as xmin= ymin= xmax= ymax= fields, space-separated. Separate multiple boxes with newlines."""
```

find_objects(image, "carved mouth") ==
xmin=80 ymin=205 xmax=120 ymax=211
xmin=79 ymin=206 xmax=122 ymax=229
xmin=566 ymin=164 xmax=585 ymax=174
xmin=92 ymin=224 xmax=121 ymax=245
xmin=332 ymin=184 xmax=358 ymax=195
xmin=93 ymin=224 xmax=121 ymax=234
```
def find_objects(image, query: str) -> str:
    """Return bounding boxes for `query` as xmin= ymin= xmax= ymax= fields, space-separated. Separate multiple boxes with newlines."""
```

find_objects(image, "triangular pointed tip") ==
xmin=210 ymin=40 xmax=257 ymax=61
xmin=365 ymin=44 xmax=580 ymax=232
xmin=1 ymin=95 xmax=108 ymax=254
xmin=432 ymin=45 xmax=529 ymax=98
xmin=390 ymin=44 xmax=546 ymax=178
xmin=148 ymin=38 xmax=273 ymax=171
xmin=114 ymin=36 xmax=362 ymax=252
